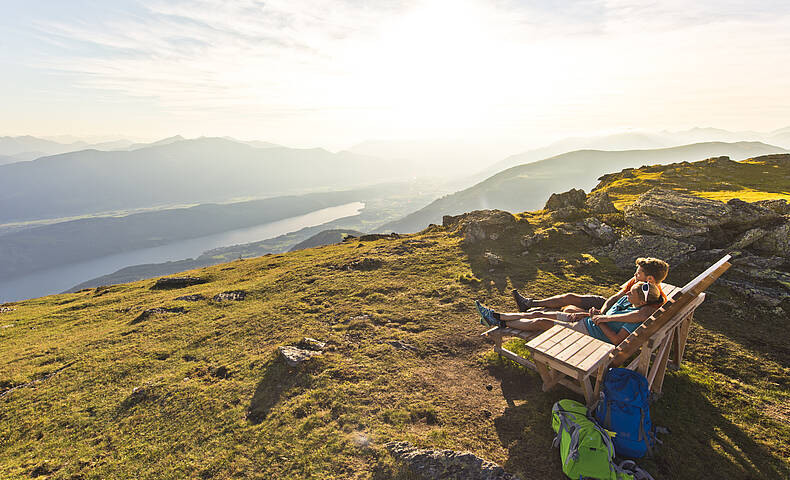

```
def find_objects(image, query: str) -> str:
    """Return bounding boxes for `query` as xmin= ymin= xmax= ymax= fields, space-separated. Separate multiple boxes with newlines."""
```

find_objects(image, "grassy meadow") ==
xmin=1 ymin=157 xmax=789 ymax=479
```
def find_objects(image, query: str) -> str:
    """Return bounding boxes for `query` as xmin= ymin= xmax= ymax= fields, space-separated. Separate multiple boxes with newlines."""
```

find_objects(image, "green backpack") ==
xmin=552 ymin=399 xmax=634 ymax=480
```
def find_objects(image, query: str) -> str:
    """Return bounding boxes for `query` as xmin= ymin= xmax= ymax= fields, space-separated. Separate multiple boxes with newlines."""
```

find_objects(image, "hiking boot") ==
xmin=475 ymin=300 xmax=500 ymax=327
xmin=512 ymin=289 xmax=533 ymax=312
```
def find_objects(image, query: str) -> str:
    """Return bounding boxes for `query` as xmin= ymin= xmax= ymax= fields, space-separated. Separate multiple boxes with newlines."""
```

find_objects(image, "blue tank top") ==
xmin=583 ymin=295 xmax=642 ymax=343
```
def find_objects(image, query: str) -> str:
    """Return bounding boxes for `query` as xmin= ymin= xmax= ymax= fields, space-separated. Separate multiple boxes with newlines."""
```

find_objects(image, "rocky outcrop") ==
xmin=130 ymin=306 xmax=187 ymax=325
xmin=443 ymin=210 xmax=517 ymax=245
xmin=585 ymin=190 xmax=618 ymax=214
xmin=753 ymin=222 xmax=790 ymax=257
xmin=594 ymin=235 xmax=697 ymax=269
xmin=545 ymin=188 xmax=586 ymax=211
xmin=151 ymin=276 xmax=208 ymax=289
xmin=624 ymin=188 xmax=782 ymax=242
xmin=386 ymin=441 xmax=522 ymax=480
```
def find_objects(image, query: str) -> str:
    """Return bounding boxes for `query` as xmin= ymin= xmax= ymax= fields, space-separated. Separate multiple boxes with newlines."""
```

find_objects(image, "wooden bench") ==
xmin=483 ymin=255 xmax=732 ymax=405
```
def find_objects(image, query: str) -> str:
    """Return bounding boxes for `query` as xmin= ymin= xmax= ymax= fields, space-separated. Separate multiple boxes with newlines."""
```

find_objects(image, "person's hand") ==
xmin=592 ymin=315 xmax=609 ymax=325
xmin=567 ymin=312 xmax=586 ymax=322
xmin=588 ymin=307 xmax=601 ymax=316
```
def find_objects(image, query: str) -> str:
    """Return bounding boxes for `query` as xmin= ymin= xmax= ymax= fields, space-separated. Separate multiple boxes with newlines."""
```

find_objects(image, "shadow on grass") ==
xmin=485 ymin=359 xmax=789 ymax=480
xmin=651 ymin=373 xmax=790 ymax=480
xmin=246 ymin=355 xmax=313 ymax=425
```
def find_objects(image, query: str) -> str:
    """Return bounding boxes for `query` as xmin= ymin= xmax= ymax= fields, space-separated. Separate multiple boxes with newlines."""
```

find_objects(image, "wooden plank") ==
xmin=637 ymin=347 xmax=652 ymax=376
xmin=648 ymin=334 xmax=673 ymax=393
xmin=566 ymin=337 xmax=606 ymax=368
xmin=577 ymin=343 xmax=615 ymax=372
xmin=556 ymin=335 xmax=597 ymax=363
xmin=542 ymin=330 xmax=586 ymax=358
xmin=526 ymin=325 xmax=571 ymax=350
xmin=498 ymin=347 xmax=537 ymax=370
xmin=532 ymin=352 xmax=582 ymax=378
xmin=534 ymin=360 xmax=556 ymax=389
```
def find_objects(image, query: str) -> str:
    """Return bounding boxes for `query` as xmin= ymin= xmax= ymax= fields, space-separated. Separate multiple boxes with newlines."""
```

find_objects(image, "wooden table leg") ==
xmin=535 ymin=361 xmax=561 ymax=392
xmin=582 ymin=376 xmax=595 ymax=406
xmin=592 ymin=364 xmax=606 ymax=401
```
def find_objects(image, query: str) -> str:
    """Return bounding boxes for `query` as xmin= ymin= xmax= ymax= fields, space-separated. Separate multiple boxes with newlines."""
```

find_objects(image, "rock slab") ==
xmin=386 ymin=441 xmax=522 ymax=480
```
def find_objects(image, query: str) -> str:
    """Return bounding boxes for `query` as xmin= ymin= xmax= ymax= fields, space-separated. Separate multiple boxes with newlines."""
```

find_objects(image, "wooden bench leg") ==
xmin=535 ymin=361 xmax=562 ymax=392
xmin=671 ymin=315 xmax=692 ymax=367
xmin=649 ymin=335 xmax=673 ymax=394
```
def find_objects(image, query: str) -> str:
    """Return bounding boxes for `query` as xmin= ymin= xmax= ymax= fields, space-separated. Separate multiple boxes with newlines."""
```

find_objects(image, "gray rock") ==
xmin=728 ymin=228 xmax=768 ymax=250
xmin=130 ymin=306 xmax=187 ymax=325
xmin=442 ymin=210 xmax=517 ymax=245
xmin=594 ymin=234 xmax=696 ymax=268
xmin=624 ymin=188 xmax=729 ymax=238
xmin=279 ymin=346 xmax=322 ymax=367
xmin=213 ymin=290 xmax=247 ymax=302
xmin=386 ymin=441 xmax=521 ymax=480
xmin=384 ymin=339 xmax=417 ymax=352
xmin=174 ymin=294 xmax=205 ymax=302
xmin=754 ymin=199 xmax=790 ymax=215
xmin=484 ymin=251 xmax=504 ymax=267
xmin=0 ymin=306 xmax=15 ymax=314
xmin=151 ymin=276 xmax=208 ymax=289
xmin=585 ymin=190 xmax=619 ymax=214
xmin=624 ymin=188 xmax=783 ymax=241
xmin=544 ymin=188 xmax=587 ymax=211
xmin=753 ymin=221 xmax=790 ymax=256
xmin=579 ymin=217 xmax=619 ymax=244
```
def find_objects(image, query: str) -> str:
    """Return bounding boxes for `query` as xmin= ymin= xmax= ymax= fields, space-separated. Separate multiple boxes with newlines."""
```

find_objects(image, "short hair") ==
xmin=636 ymin=257 xmax=669 ymax=282
xmin=632 ymin=281 xmax=663 ymax=305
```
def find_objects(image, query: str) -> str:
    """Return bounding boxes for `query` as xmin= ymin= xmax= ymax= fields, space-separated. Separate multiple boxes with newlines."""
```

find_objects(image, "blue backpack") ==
xmin=594 ymin=368 xmax=662 ymax=458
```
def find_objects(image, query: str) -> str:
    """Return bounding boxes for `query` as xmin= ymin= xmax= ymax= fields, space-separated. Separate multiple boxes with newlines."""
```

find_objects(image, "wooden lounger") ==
xmin=482 ymin=255 xmax=732 ymax=405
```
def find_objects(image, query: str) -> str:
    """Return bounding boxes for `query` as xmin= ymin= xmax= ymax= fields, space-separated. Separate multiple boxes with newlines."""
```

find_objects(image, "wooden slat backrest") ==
xmin=609 ymin=255 xmax=732 ymax=367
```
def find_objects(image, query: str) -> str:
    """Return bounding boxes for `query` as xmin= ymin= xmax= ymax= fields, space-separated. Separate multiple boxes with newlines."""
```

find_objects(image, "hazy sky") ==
xmin=2 ymin=0 xmax=789 ymax=150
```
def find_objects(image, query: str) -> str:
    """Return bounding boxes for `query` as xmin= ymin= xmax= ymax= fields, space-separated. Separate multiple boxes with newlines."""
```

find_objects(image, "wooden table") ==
xmin=524 ymin=324 xmax=615 ymax=406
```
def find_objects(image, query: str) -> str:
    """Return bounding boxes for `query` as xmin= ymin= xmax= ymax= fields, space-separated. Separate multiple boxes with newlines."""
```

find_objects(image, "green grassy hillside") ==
xmin=1 ymin=157 xmax=789 ymax=479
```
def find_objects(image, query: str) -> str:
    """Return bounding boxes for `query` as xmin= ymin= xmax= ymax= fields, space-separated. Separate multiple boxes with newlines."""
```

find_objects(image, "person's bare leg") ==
xmin=504 ymin=317 xmax=558 ymax=332
xmin=562 ymin=306 xmax=587 ymax=314
xmin=530 ymin=293 xmax=589 ymax=310
xmin=498 ymin=311 xmax=563 ymax=322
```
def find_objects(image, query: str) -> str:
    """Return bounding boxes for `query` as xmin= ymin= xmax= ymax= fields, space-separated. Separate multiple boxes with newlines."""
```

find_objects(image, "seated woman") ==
xmin=475 ymin=281 xmax=664 ymax=345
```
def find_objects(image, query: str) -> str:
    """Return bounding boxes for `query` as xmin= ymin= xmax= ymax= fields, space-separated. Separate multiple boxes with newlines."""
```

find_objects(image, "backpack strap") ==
xmin=552 ymin=403 xmax=582 ymax=465
xmin=618 ymin=460 xmax=656 ymax=480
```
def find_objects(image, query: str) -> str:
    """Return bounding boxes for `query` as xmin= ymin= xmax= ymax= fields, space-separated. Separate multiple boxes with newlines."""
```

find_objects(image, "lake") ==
xmin=0 ymin=202 xmax=364 ymax=302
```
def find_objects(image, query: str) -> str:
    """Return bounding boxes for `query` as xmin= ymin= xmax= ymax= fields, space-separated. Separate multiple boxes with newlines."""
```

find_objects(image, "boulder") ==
xmin=585 ymin=190 xmax=619 ymax=214
xmin=151 ymin=276 xmax=208 ymax=289
xmin=727 ymin=228 xmax=768 ymax=250
xmin=279 ymin=346 xmax=322 ymax=367
xmin=442 ymin=210 xmax=517 ymax=245
xmin=723 ymin=198 xmax=782 ymax=230
xmin=579 ymin=217 xmax=618 ymax=244
xmin=752 ymin=221 xmax=790 ymax=257
xmin=296 ymin=337 xmax=327 ymax=351
xmin=544 ymin=188 xmax=587 ymax=211
xmin=174 ymin=294 xmax=205 ymax=302
xmin=342 ymin=258 xmax=383 ymax=271
xmin=624 ymin=188 xmax=729 ymax=238
xmin=386 ymin=441 xmax=522 ymax=480
xmin=624 ymin=188 xmax=783 ymax=241
xmin=594 ymin=234 xmax=696 ymax=269
xmin=754 ymin=199 xmax=790 ymax=215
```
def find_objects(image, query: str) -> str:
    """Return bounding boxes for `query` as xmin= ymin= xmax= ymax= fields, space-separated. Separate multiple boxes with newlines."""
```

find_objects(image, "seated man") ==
xmin=475 ymin=281 xmax=664 ymax=345
xmin=512 ymin=257 xmax=669 ymax=318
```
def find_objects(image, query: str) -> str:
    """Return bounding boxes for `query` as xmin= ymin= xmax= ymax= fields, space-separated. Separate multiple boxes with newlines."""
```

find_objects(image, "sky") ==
xmin=1 ymin=0 xmax=789 ymax=150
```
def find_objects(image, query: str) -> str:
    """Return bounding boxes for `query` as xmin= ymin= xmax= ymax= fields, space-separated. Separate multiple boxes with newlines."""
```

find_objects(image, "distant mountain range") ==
xmin=379 ymin=141 xmax=788 ymax=233
xmin=0 ymin=137 xmax=417 ymax=223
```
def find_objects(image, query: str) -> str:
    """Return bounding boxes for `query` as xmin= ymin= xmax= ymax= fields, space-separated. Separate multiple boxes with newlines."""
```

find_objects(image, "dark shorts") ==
xmin=578 ymin=295 xmax=606 ymax=310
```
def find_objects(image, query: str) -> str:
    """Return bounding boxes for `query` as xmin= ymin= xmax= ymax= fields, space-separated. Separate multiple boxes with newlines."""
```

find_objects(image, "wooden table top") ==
xmin=526 ymin=325 xmax=614 ymax=374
